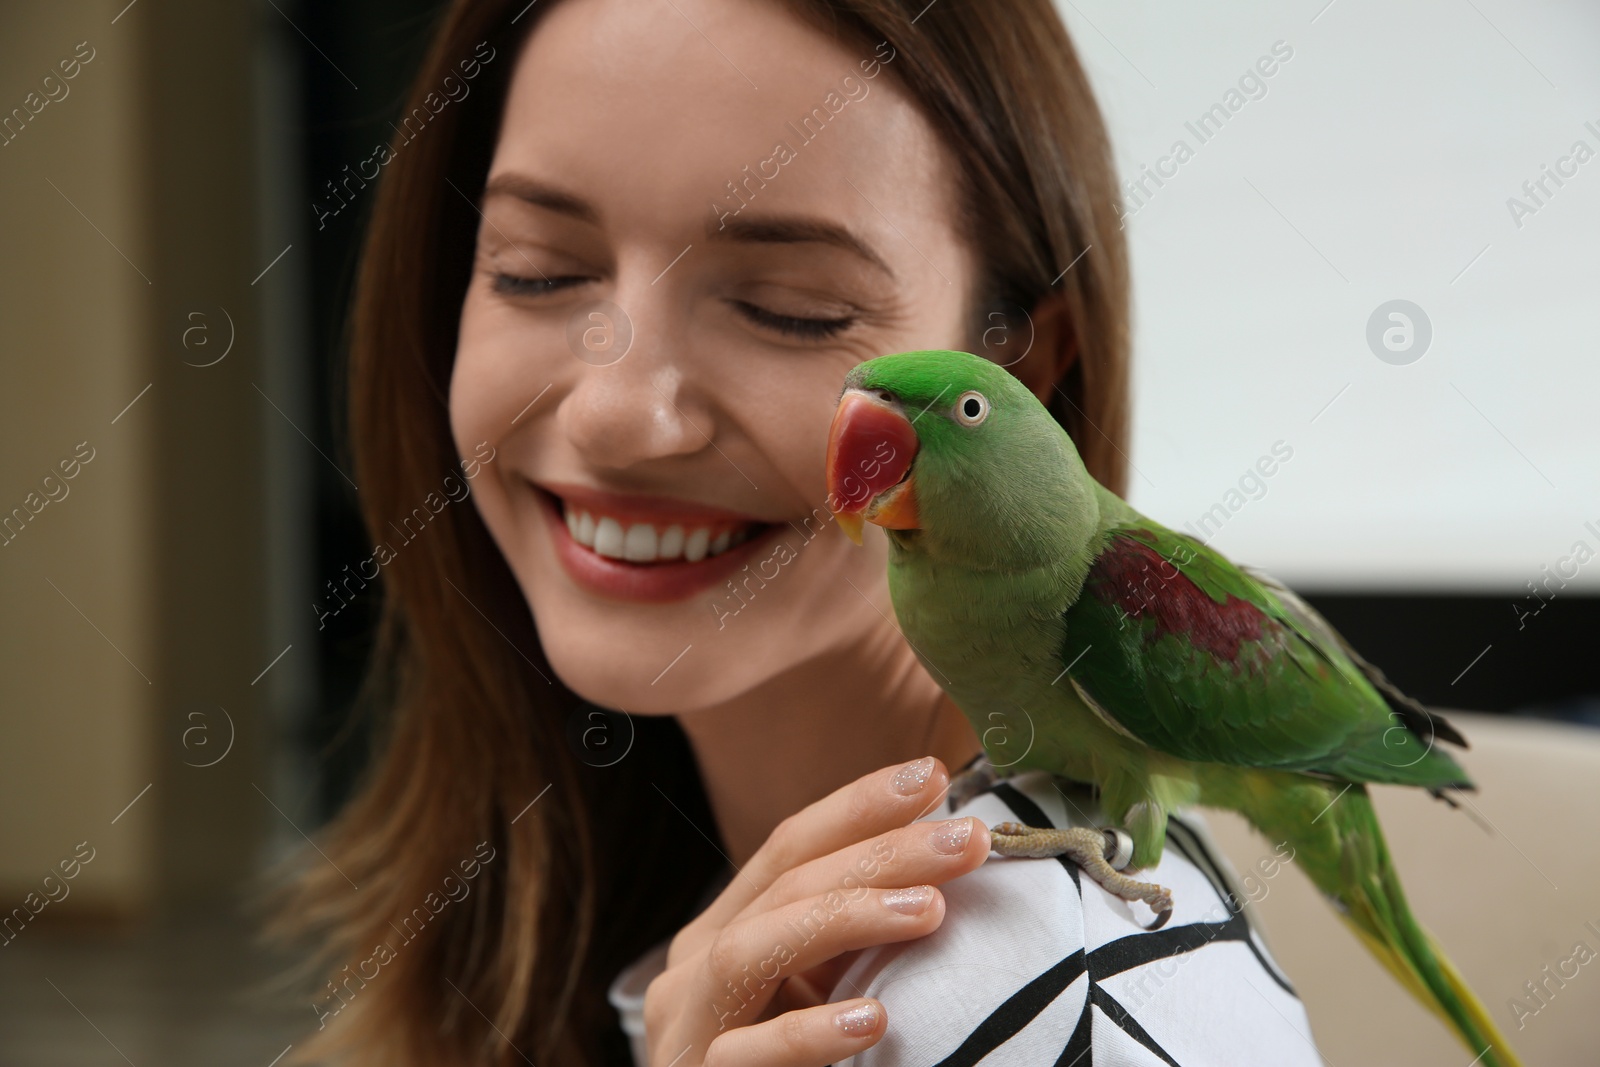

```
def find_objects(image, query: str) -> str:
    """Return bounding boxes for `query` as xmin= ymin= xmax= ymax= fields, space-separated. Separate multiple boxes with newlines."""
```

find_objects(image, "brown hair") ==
xmin=268 ymin=1 xmax=1129 ymax=1064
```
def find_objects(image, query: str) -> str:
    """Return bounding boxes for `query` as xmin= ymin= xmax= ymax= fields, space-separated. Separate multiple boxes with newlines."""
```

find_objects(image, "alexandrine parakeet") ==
xmin=824 ymin=349 xmax=1521 ymax=1067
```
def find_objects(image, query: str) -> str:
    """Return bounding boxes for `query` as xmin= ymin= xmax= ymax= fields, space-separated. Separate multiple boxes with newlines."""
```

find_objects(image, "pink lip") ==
xmin=540 ymin=480 xmax=761 ymax=526
xmin=531 ymin=482 xmax=788 ymax=604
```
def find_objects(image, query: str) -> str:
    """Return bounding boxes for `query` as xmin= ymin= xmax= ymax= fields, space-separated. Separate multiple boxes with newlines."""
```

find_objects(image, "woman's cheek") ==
xmin=448 ymin=290 xmax=505 ymax=457
xmin=450 ymin=291 xmax=549 ymax=451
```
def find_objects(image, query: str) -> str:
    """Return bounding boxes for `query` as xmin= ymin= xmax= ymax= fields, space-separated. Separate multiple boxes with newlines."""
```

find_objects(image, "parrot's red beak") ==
xmin=825 ymin=390 xmax=919 ymax=544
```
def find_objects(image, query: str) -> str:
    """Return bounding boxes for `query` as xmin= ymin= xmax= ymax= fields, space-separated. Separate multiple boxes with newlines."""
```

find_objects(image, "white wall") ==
xmin=1057 ymin=0 xmax=1600 ymax=592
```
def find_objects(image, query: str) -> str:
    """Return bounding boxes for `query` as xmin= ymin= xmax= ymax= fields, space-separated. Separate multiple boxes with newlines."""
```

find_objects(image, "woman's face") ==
xmin=450 ymin=0 xmax=979 ymax=714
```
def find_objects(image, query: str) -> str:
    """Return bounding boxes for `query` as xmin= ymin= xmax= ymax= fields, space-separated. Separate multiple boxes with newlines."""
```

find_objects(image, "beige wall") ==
xmin=1207 ymin=713 xmax=1600 ymax=1067
xmin=0 ymin=0 xmax=271 ymax=916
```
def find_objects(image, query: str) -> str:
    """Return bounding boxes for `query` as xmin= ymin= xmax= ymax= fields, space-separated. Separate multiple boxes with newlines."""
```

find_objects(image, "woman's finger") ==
xmin=697 ymin=885 xmax=946 ymax=1029
xmin=701 ymin=998 xmax=887 ymax=1067
xmin=737 ymin=814 xmax=990 ymax=922
xmin=688 ymin=756 xmax=951 ymax=940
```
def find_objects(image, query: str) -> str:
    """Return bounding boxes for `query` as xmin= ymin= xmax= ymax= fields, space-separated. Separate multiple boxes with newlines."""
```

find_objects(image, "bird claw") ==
xmin=990 ymin=821 xmax=1175 ymax=930
xmin=1142 ymin=892 xmax=1174 ymax=931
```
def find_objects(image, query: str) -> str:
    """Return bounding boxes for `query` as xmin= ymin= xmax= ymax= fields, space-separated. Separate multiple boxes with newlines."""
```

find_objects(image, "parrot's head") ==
xmin=825 ymin=350 xmax=1101 ymax=571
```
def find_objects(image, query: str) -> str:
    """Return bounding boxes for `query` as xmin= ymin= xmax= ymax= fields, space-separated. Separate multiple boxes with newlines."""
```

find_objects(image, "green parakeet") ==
xmin=824 ymin=349 xmax=1522 ymax=1067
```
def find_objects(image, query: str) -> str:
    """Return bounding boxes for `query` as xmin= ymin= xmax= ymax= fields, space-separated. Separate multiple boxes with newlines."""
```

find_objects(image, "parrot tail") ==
xmin=1301 ymin=785 xmax=1524 ymax=1067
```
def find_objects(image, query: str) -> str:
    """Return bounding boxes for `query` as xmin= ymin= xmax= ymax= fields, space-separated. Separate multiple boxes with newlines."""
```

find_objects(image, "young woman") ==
xmin=276 ymin=1 xmax=1321 ymax=1064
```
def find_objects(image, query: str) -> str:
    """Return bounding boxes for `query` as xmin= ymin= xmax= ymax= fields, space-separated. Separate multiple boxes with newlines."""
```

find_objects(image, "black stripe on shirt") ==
xmin=1089 ymin=912 xmax=1250 ymax=979
xmin=994 ymin=780 xmax=1296 ymax=997
xmin=1164 ymin=816 xmax=1297 ymax=996
xmin=1090 ymin=985 xmax=1183 ymax=1067
xmin=923 ymin=778 xmax=1302 ymax=1066
xmin=1054 ymin=993 xmax=1094 ymax=1067
xmin=928 ymin=950 xmax=1087 ymax=1067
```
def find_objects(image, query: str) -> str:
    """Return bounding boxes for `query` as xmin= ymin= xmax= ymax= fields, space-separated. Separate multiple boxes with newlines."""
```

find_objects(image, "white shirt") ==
xmin=608 ymin=769 xmax=1322 ymax=1066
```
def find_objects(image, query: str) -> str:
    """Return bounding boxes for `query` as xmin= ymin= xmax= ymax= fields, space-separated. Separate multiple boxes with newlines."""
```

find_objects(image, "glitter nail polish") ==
xmin=891 ymin=756 xmax=935 ymax=795
xmin=835 ymin=1002 xmax=880 ymax=1037
xmin=930 ymin=818 xmax=971 ymax=854
xmin=881 ymin=885 xmax=936 ymax=915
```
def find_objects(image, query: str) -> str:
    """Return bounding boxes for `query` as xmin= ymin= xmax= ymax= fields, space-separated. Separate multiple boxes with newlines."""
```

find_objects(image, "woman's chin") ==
xmin=534 ymin=625 xmax=770 ymax=715
xmin=506 ymin=496 xmax=892 ymax=714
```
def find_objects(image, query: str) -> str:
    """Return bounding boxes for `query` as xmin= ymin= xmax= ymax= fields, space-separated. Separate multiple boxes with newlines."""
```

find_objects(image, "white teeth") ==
xmin=683 ymin=527 xmax=710 ymax=562
xmin=559 ymin=498 xmax=756 ymax=563
xmin=658 ymin=525 xmax=685 ymax=560
xmin=623 ymin=523 xmax=658 ymax=562
xmin=593 ymin=516 xmax=626 ymax=558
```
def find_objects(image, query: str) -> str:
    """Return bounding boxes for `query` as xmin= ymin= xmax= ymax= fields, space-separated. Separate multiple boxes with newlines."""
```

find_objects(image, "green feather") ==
xmin=848 ymin=349 xmax=1524 ymax=1067
xmin=1061 ymin=508 xmax=1472 ymax=790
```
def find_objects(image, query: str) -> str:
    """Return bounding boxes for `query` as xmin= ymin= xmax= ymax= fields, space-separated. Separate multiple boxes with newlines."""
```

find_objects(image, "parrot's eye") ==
xmin=954 ymin=390 xmax=989 ymax=426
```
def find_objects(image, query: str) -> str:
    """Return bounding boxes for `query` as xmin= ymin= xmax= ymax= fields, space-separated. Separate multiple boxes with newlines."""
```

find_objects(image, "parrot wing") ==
xmin=1059 ymin=517 xmax=1472 ymax=789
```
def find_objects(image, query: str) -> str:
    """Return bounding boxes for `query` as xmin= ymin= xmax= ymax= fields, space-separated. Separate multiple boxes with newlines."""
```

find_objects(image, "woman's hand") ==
xmin=641 ymin=756 xmax=990 ymax=1066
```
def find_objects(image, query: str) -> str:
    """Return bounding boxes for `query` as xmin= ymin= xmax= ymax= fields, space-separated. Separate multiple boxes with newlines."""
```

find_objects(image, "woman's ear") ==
xmin=1006 ymin=290 xmax=1076 ymax=407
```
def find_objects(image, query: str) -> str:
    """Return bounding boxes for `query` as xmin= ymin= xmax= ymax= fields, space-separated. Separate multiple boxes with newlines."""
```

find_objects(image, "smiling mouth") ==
xmin=552 ymin=493 xmax=772 ymax=564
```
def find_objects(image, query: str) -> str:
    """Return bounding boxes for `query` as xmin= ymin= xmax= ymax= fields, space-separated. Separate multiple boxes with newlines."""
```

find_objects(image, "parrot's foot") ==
xmin=990 ymin=822 xmax=1173 ymax=931
xmin=947 ymin=755 xmax=999 ymax=809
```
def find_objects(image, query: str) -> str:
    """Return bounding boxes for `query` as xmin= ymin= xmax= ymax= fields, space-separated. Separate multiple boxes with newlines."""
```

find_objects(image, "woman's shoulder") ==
xmin=832 ymin=770 xmax=1322 ymax=1067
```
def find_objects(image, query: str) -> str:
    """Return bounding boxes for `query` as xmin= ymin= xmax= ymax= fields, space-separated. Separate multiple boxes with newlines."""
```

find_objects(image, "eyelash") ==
xmin=490 ymin=273 xmax=856 ymax=341
xmin=728 ymin=300 xmax=856 ymax=340
xmin=492 ymin=273 xmax=588 ymax=297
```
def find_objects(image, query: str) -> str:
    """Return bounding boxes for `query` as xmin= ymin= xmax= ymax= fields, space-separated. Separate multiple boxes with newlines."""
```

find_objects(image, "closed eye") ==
xmin=729 ymin=299 xmax=855 ymax=340
xmin=492 ymin=273 xmax=592 ymax=297
xmin=489 ymin=275 xmax=856 ymax=339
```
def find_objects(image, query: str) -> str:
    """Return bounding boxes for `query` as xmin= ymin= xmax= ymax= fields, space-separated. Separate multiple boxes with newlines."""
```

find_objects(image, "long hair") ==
xmin=268 ymin=1 xmax=1130 ymax=1064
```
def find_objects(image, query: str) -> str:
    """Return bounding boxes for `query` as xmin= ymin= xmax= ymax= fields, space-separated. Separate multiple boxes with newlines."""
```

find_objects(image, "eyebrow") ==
xmin=482 ymin=173 xmax=601 ymax=226
xmin=481 ymin=173 xmax=894 ymax=279
xmin=709 ymin=214 xmax=895 ymax=279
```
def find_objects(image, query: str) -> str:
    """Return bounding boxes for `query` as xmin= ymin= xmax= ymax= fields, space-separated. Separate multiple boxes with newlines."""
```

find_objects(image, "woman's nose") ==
xmin=556 ymin=302 xmax=713 ymax=471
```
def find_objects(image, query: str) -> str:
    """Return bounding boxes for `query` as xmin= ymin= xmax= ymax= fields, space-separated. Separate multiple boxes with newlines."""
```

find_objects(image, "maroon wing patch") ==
xmin=1082 ymin=534 xmax=1269 ymax=663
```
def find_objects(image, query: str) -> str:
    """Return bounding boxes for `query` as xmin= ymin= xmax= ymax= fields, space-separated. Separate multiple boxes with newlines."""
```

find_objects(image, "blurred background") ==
xmin=0 ymin=0 xmax=1593 ymax=1063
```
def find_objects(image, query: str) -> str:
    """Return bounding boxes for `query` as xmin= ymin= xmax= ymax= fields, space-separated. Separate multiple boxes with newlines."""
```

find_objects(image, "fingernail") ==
xmin=834 ymin=1001 xmax=880 ymax=1037
xmin=930 ymin=818 xmax=971 ymax=854
xmin=881 ymin=885 xmax=936 ymax=915
xmin=890 ymin=756 xmax=936 ymax=796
